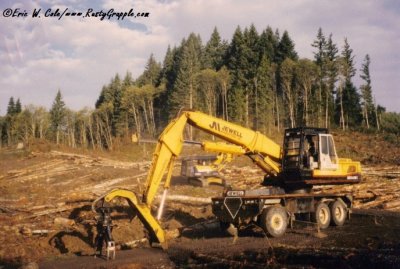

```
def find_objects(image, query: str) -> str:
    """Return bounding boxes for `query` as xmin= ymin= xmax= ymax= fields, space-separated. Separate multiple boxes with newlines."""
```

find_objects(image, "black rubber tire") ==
xmin=260 ymin=206 xmax=288 ymax=237
xmin=330 ymin=200 xmax=347 ymax=226
xmin=311 ymin=202 xmax=331 ymax=229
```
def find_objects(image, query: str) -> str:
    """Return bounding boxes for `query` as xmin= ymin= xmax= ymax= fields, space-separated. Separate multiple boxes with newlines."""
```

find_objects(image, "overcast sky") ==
xmin=1 ymin=0 xmax=399 ymax=115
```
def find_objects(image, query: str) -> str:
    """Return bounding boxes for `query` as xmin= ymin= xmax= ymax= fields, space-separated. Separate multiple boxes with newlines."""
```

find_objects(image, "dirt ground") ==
xmin=0 ymin=140 xmax=400 ymax=268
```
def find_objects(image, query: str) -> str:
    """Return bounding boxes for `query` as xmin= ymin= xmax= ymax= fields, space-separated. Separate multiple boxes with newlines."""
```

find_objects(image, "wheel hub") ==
xmin=319 ymin=208 xmax=329 ymax=224
xmin=271 ymin=215 xmax=283 ymax=230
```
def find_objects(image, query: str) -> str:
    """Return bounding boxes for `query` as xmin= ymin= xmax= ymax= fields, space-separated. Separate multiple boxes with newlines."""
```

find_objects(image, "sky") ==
xmin=1 ymin=0 xmax=399 ymax=115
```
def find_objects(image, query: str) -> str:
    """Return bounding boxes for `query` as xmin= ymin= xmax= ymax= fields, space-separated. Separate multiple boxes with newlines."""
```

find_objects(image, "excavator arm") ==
xmin=94 ymin=111 xmax=283 ymax=247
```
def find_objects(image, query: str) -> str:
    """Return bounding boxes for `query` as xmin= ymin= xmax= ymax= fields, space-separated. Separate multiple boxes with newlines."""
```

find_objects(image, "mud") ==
xmin=169 ymin=211 xmax=400 ymax=268
xmin=0 ymin=149 xmax=400 ymax=268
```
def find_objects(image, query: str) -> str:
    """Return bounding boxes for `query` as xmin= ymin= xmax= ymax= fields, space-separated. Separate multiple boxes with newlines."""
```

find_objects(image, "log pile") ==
xmin=313 ymin=166 xmax=400 ymax=211
xmin=48 ymin=150 xmax=152 ymax=170
xmin=0 ymin=151 xmax=150 ymax=226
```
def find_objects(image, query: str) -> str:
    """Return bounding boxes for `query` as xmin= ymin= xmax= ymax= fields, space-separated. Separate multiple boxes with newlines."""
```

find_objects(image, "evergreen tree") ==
xmin=258 ymin=26 xmax=278 ymax=63
xmin=119 ymin=72 xmax=135 ymax=135
xmin=243 ymin=24 xmax=260 ymax=127
xmin=169 ymin=33 xmax=202 ymax=118
xmin=360 ymin=54 xmax=375 ymax=128
xmin=275 ymin=30 xmax=298 ymax=118
xmin=15 ymin=99 xmax=22 ymax=114
xmin=204 ymin=27 xmax=227 ymax=70
xmin=324 ymin=34 xmax=339 ymax=127
xmin=311 ymin=28 xmax=327 ymax=126
xmin=254 ymin=55 xmax=274 ymax=131
xmin=225 ymin=26 xmax=247 ymax=124
xmin=137 ymin=54 xmax=162 ymax=86
xmin=276 ymin=30 xmax=298 ymax=64
xmin=95 ymin=74 xmax=126 ymax=137
xmin=109 ymin=74 xmax=124 ymax=136
xmin=226 ymin=26 xmax=246 ymax=88
xmin=0 ymin=116 xmax=5 ymax=147
xmin=160 ymin=46 xmax=175 ymax=90
xmin=380 ymin=112 xmax=400 ymax=142
xmin=156 ymin=46 xmax=177 ymax=125
xmin=341 ymin=38 xmax=356 ymax=80
xmin=7 ymin=97 xmax=15 ymax=115
xmin=95 ymin=86 xmax=108 ymax=109
xmin=5 ymin=97 xmax=18 ymax=145
xmin=335 ymin=38 xmax=361 ymax=128
xmin=50 ymin=90 xmax=66 ymax=144
xmin=311 ymin=28 xmax=327 ymax=70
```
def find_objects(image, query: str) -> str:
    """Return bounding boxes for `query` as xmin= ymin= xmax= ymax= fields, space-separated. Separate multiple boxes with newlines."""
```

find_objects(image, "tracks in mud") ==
xmin=168 ymin=246 xmax=400 ymax=269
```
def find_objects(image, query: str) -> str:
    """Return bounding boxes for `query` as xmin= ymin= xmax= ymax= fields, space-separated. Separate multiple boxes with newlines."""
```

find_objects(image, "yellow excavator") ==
xmin=93 ymin=110 xmax=361 ymax=255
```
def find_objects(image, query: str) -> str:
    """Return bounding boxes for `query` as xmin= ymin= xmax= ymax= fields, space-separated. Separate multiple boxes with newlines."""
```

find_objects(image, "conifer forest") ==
xmin=2 ymin=25 xmax=399 ymax=149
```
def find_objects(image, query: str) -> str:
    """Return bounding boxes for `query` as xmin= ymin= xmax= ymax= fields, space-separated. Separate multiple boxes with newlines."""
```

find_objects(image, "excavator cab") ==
xmin=281 ymin=127 xmax=360 ymax=187
xmin=282 ymin=127 xmax=327 ymax=172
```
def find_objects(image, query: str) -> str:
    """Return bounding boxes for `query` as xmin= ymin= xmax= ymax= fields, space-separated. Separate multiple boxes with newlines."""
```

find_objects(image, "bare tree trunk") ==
xmin=325 ymin=93 xmax=329 ymax=128
xmin=104 ymin=112 xmax=113 ymax=150
xmin=148 ymin=99 xmax=156 ymax=137
xmin=374 ymin=99 xmax=380 ymax=130
xmin=131 ymin=103 xmax=141 ymax=137
xmin=339 ymin=84 xmax=345 ymax=130
xmin=23 ymin=121 xmax=29 ymax=142
xmin=124 ymin=113 xmax=129 ymax=138
xmin=70 ymin=125 xmax=76 ymax=148
xmin=245 ymin=87 xmax=249 ymax=127
xmin=304 ymin=84 xmax=309 ymax=126
xmin=95 ymin=115 xmax=102 ymax=150
xmin=275 ymin=93 xmax=280 ymax=132
xmin=66 ymin=118 xmax=71 ymax=147
xmin=289 ymin=104 xmax=295 ymax=128
xmin=88 ymin=115 xmax=95 ymax=149
xmin=56 ymin=129 xmax=60 ymax=145
xmin=39 ymin=120 xmax=43 ymax=139
xmin=31 ymin=119 xmax=36 ymax=139
xmin=284 ymin=85 xmax=295 ymax=128
xmin=142 ymin=100 xmax=150 ymax=135
xmin=254 ymin=78 xmax=258 ymax=130
xmin=223 ymin=82 xmax=228 ymax=121
xmin=80 ymin=122 xmax=85 ymax=148
xmin=318 ymin=84 xmax=322 ymax=127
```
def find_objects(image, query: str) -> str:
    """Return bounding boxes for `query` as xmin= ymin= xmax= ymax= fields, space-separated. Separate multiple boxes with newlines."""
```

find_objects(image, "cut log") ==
xmin=26 ymin=206 xmax=74 ymax=218
xmin=360 ymin=195 xmax=395 ymax=209
xmin=157 ymin=194 xmax=211 ymax=204
xmin=90 ymin=172 xmax=146 ymax=192
xmin=383 ymin=200 xmax=400 ymax=209
xmin=54 ymin=217 xmax=75 ymax=226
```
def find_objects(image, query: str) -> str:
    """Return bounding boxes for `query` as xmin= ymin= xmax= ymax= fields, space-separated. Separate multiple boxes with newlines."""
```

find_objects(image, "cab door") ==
xmin=318 ymin=134 xmax=339 ymax=170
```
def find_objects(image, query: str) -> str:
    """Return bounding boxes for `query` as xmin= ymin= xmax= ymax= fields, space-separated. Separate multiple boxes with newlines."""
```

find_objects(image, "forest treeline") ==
xmin=1 ymin=25 xmax=400 ymax=149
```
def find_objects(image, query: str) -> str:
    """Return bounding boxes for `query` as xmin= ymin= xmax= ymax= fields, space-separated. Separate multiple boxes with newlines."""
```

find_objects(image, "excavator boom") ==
xmin=95 ymin=111 xmax=283 ymax=246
